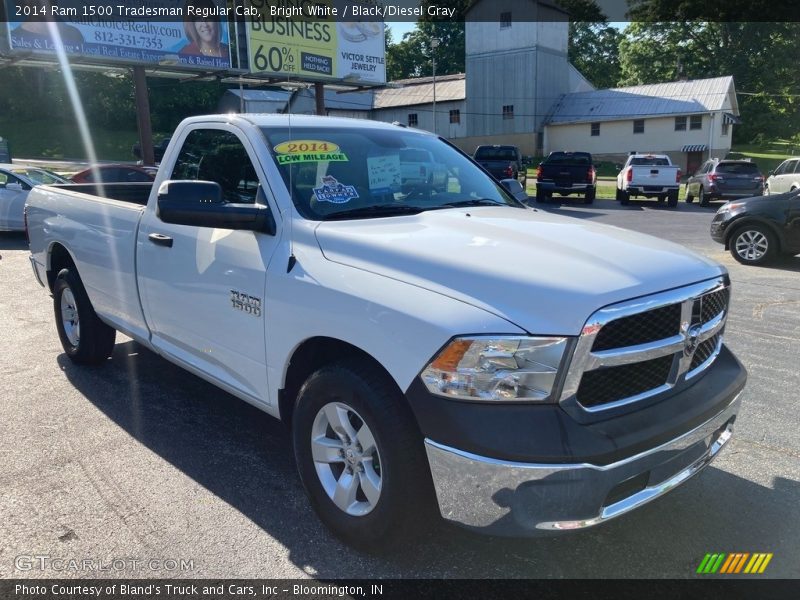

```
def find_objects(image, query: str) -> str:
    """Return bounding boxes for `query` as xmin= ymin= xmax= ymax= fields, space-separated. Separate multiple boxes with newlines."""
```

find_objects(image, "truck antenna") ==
xmin=282 ymin=76 xmax=297 ymax=273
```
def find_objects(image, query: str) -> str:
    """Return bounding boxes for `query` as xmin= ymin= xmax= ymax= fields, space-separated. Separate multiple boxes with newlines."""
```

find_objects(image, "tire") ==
xmin=584 ymin=187 xmax=595 ymax=204
xmin=619 ymin=190 xmax=630 ymax=205
xmin=292 ymin=359 xmax=435 ymax=551
xmin=667 ymin=189 xmax=679 ymax=208
xmin=699 ymin=187 xmax=710 ymax=206
xmin=535 ymin=188 xmax=548 ymax=203
xmin=53 ymin=268 xmax=116 ymax=365
xmin=685 ymin=187 xmax=695 ymax=203
xmin=729 ymin=224 xmax=777 ymax=265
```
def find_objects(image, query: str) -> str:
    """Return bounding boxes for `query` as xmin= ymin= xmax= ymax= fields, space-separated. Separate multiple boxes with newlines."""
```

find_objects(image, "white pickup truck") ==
xmin=616 ymin=154 xmax=682 ymax=207
xmin=27 ymin=115 xmax=746 ymax=548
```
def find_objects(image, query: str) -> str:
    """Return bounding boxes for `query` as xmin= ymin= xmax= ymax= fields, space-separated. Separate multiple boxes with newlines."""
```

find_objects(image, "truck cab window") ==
xmin=171 ymin=129 xmax=261 ymax=204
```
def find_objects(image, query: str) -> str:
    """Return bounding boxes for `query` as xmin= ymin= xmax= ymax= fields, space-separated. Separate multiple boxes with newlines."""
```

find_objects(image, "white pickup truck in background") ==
xmin=616 ymin=154 xmax=682 ymax=207
xmin=26 ymin=115 xmax=745 ymax=549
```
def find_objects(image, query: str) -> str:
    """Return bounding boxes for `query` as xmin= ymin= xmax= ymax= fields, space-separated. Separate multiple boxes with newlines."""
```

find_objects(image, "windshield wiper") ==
xmin=325 ymin=204 xmax=427 ymax=220
xmin=441 ymin=198 xmax=507 ymax=208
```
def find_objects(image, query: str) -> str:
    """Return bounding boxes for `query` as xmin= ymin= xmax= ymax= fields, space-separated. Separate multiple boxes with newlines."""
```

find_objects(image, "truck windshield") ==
xmin=474 ymin=147 xmax=517 ymax=161
xmin=630 ymin=157 xmax=670 ymax=166
xmin=262 ymin=127 xmax=521 ymax=220
xmin=545 ymin=152 xmax=591 ymax=166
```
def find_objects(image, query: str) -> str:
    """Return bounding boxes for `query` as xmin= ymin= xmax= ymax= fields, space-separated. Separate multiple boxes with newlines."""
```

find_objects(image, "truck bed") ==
xmin=26 ymin=182 xmax=151 ymax=341
xmin=52 ymin=182 xmax=153 ymax=205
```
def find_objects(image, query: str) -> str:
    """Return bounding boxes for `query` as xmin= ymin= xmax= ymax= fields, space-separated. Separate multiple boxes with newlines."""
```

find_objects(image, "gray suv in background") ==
xmin=685 ymin=159 xmax=764 ymax=205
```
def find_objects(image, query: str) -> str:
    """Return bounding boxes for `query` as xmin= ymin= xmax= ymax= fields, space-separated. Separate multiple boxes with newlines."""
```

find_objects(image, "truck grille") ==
xmin=577 ymin=355 xmax=674 ymax=408
xmin=562 ymin=278 xmax=730 ymax=413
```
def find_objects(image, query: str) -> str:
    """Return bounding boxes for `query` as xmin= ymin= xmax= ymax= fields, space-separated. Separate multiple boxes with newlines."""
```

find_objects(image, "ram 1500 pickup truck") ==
xmin=27 ymin=115 xmax=746 ymax=549
xmin=617 ymin=154 xmax=682 ymax=207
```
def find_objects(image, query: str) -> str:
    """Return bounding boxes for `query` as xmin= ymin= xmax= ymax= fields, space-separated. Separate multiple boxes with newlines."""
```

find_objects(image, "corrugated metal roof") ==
xmin=547 ymin=76 xmax=736 ymax=125
xmin=374 ymin=73 xmax=465 ymax=109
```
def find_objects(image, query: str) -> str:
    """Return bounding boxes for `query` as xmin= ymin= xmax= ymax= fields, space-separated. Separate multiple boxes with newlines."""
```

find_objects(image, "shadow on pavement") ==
xmin=0 ymin=231 xmax=28 ymax=251
xmin=57 ymin=341 xmax=800 ymax=578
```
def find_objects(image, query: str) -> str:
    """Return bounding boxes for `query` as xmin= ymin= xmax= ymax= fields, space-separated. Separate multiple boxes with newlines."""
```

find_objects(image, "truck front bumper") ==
xmin=411 ymin=345 xmax=745 ymax=536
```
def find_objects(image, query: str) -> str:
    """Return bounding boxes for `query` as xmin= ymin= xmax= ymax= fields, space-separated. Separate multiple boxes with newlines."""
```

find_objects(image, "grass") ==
xmin=0 ymin=118 xmax=169 ymax=161
xmin=728 ymin=139 xmax=797 ymax=174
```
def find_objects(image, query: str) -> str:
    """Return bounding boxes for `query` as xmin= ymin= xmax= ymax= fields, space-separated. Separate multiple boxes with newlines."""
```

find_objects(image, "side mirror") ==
xmin=500 ymin=178 xmax=529 ymax=202
xmin=5 ymin=182 xmax=24 ymax=191
xmin=157 ymin=180 xmax=275 ymax=234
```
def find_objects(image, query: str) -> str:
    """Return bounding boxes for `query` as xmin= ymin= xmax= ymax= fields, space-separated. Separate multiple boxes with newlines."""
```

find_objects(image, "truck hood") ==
xmin=314 ymin=207 xmax=725 ymax=335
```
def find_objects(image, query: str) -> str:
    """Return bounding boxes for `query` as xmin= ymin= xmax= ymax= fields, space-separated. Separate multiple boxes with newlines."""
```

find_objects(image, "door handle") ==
xmin=148 ymin=233 xmax=173 ymax=248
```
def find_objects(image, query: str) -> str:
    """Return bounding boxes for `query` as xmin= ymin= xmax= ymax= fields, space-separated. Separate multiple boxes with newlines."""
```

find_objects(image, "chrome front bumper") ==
xmin=425 ymin=393 xmax=740 ymax=536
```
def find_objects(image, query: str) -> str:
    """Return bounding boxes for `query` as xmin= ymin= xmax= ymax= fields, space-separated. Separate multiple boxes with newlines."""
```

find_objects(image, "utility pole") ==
xmin=431 ymin=37 xmax=439 ymax=134
xmin=132 ymin=66 xmax=154 ymax=166
xmin=315 ymin=81 xmax=326 ymax=116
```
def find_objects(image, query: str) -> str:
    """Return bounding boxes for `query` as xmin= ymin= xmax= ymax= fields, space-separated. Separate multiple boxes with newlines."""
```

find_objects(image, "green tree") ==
xmin=558 ymin=0 xmax=623 ymax=88
xmin=384 ymin=0 xmax=470 ymax=80
xmin=618 ymin=21 xmax=800 ymax=141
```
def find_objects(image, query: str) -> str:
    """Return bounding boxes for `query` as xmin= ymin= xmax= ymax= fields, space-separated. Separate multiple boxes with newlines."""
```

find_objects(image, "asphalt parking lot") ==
xmin=1 ymin=198 xmax=798 ymax=579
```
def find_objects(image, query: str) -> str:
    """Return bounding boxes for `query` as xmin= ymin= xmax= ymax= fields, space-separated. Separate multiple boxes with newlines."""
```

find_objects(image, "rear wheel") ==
xmin=699 ymin=187 xmax=710 ymax=206
xmin=53 ymin=268 xmax=116 ymax=364
xmin=535 ymin=188 xmax=549 ymax=203
xmin=618 ymin=189 xmax=630 ymax=205
xmin=667 ymin=189 xmax=679 ymax=208
xmin=685 ymin=187 xmax=695 ymax=203
xmin=292 ymin=359 xmax=435 ymax=550
xmin=584 ymin=187 xmax=595 ymax=204
xmin=729 ymin=224 xmax=777 ymax=265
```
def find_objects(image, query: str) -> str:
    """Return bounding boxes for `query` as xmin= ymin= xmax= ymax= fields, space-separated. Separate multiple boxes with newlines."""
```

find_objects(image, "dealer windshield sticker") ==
xmin=274 ymin=140 xmax=348 ymax=165
xmin=367 ymin=154 xmax=401 ymax=193
xmin=313 ymin=175 xmax=359 ymax=204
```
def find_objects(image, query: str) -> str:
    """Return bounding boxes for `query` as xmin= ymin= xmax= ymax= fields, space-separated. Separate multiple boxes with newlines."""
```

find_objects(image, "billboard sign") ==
xmin=246 ymin=0 xmax=385 ymax=84
xmin=3 ymin=0 xmax=232 ymax=70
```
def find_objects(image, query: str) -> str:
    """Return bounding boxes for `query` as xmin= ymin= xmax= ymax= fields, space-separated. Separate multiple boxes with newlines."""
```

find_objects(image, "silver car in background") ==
xmin=0 ymin=165 xmax=69 ymax=231
xmin=764 ymin=157 xmax=800 ymax=195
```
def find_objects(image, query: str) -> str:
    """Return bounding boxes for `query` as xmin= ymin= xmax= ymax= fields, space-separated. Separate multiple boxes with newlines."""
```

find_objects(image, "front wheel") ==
xmin=292 ymin=359 xmax=435 ymax=550
xmin=53 ymin=268 xmax=116 ymax=364
xmin=729 ymin=224 xmax=777 ymax=265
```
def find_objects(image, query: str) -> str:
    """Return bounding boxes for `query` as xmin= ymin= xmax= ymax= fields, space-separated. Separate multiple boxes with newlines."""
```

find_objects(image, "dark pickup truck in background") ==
xmin=473 ymin=145 xmax=527 ymax=188
xmin=536 ymin=151 xmax=596 ymax=204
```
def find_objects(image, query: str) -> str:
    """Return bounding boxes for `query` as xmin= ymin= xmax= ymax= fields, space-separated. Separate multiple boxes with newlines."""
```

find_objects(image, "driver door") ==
xmin=137 ymin=125 xmax=280 ymax=405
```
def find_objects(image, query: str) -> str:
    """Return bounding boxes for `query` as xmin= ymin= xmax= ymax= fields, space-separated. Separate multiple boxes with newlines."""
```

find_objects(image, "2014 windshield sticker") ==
xmin=313 ymin=176 xmax=359 ymax=204
xmin=274 ymin=140 xmax=348 ymax=164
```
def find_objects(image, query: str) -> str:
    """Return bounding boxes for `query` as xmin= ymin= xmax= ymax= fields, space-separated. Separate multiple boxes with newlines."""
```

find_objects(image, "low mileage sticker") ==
xmin=274 ymin=140 xmax=348 ymax=165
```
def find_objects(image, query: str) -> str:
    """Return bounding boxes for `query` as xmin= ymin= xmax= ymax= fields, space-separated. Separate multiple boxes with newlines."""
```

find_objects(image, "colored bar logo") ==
xmin=697 ymin=552 xmax=773 ymax=574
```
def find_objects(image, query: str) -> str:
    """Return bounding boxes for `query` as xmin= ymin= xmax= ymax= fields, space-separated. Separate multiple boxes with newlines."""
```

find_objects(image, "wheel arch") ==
xmin=278 ymin=336 xmax=404 ymax=428
xmin=46 ymin=242 xmax=78 ymax=292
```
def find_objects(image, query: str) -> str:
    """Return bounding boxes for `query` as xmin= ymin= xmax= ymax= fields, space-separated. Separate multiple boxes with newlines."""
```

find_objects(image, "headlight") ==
xmin=420 ymin=336 xmax=569 ymax=402
xmin=717 ymin=201 xmax=745 ymax=215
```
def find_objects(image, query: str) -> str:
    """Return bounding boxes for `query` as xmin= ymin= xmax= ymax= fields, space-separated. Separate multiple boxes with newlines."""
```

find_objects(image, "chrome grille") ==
xmin=592 ymin=304 xmax=681 ymax=351
xmin=577 ymin=355 xmax=674 ymax=408
xmin=563 ymin=277 xmax=729 ymax=413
